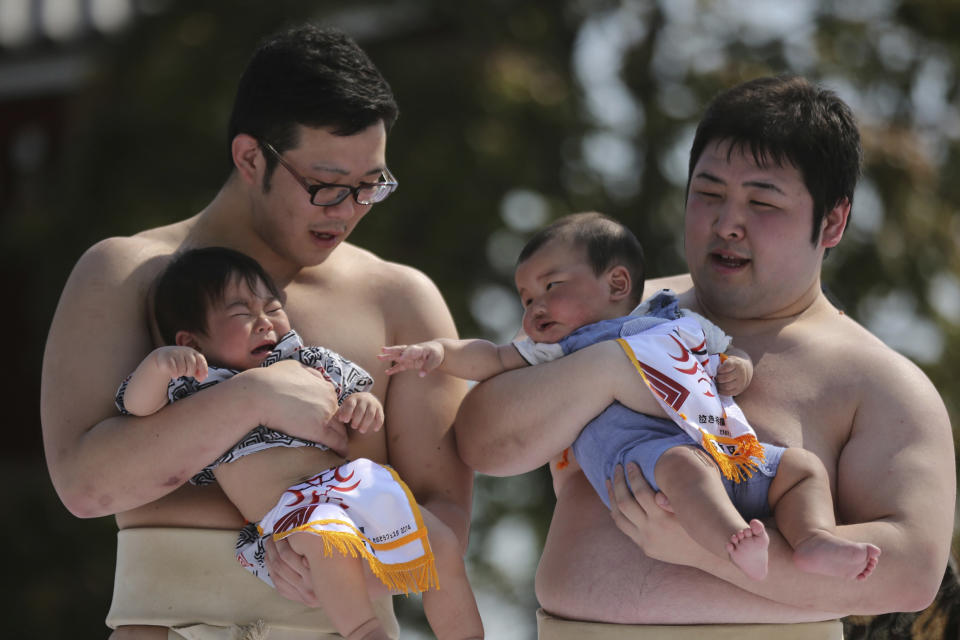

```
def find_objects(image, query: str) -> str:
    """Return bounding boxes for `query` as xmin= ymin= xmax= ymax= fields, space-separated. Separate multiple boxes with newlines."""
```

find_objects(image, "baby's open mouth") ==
xmin=251 ymin=343 xmax=276 ymax=355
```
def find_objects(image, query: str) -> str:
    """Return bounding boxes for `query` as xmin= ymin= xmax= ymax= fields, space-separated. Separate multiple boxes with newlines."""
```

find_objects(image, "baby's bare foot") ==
xmin=793 ymin=531 xmax=881 ymax=581
xmin=725 ymin=519 xmax=769 ymax=580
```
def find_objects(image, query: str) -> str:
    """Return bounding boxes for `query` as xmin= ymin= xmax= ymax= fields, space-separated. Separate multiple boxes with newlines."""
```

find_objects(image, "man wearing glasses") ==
xmin=41 ymin=25 xmax=471 ymax=639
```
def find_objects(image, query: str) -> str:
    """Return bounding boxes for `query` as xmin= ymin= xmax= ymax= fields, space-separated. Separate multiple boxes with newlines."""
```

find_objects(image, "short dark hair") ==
xmin=154 ymin=247 xmax=284 ymax=346
xmin=517 ymin=212 xmax=646 ymax=306
xmin=688 ymin=75 xmax=862 ymax=244
xmin=227 ymin=24 xmax=398 ymax=173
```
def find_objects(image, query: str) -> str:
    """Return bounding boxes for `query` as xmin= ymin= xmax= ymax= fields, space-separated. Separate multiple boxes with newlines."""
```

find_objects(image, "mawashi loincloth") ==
xmin=106 ymin=527 xmax=399 ymax=639
xmin=252 ymin=458 xmax=437 ymax=594
xmin=536 ymin=608 xmax=843 ymax=639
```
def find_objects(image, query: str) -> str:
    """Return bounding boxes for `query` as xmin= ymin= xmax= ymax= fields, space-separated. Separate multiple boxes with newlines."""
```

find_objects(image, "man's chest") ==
xmin=732 ymin=350 xmax=856 ymax=487
xmin=283 ymin=288 xmax=391 ymax=461
xmin=285 ymin=293 xmax=388 ymax=383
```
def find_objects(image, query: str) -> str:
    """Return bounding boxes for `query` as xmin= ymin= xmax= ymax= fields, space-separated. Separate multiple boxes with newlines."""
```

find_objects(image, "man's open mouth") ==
xmin=311 ymin=230 xmax=337 ymax=241
xmin=711 ymin=253 xmax=750 ymax=268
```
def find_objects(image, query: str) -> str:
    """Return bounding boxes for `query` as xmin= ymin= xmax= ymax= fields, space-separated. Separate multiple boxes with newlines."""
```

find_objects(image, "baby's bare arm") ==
xmin=380 ymin=338 xmax=527 ymax=381
xmin=715 ymin=346 xmax=753 ymax=396
xmin=122 ymin=347 xmax=208 ymax=416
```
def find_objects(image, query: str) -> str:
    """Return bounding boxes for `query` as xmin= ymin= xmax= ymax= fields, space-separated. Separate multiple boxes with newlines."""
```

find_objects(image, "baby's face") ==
xmin=515 ymin=239 xmax=617 ymax=344
xmin=194 ymin=276 xmax=292 ymax=370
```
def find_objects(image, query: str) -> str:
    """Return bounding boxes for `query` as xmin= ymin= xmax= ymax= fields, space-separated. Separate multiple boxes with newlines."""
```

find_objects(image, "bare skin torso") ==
xmin=535 ymin=280 xmax=864 ymax=623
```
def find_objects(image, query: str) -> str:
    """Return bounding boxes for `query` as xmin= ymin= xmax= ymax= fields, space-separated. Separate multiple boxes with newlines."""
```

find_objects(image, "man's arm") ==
xmin=456 ymin=340 xmax=668 ymax=476
xmin=380 ymin=266 xmax=476 ymax=548
xmin=40 ymin=238 xmax=345 ymax=518
xmin=609 ymin=350 xmax=954 ymax=615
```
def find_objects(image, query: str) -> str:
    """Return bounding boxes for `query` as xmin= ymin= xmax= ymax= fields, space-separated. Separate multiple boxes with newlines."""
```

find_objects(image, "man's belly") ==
xmin=536 ymin=472 xmax=828 ymax=624
xmin=115 ymin=483 xmax=245 ymax=529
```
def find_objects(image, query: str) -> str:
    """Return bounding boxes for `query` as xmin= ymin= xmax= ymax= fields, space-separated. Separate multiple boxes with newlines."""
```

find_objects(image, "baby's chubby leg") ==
xmin=768 ymin=447 xmax=881 ymax=581
xmin=286 ymin=532 xmax=391 ymax=640
xmin=419 ymin=508 xmax=484 ymax=639
xmin=654 ymin=445 xmax=769 ymax=580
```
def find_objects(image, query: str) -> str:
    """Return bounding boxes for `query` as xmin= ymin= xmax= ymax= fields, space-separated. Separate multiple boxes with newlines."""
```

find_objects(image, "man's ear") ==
xmin=607 ymin=265 xmax=632 ymax=302
xmin=175 ymin=331 xmax=202 ymax=351
xmin=820 ymin=197 xmax=851 ymax=249
xmin=231 ymin=133 xmax=263 ymax=186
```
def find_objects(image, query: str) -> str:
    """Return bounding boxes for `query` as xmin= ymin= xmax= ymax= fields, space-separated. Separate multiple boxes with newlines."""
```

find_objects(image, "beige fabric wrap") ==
xmin=106 ymin=528 xmax=398 ymax=639
xmin=536 ymin=608 xmax=843 ymax=640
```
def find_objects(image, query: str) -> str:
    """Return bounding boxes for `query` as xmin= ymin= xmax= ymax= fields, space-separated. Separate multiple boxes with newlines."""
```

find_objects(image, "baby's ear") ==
xmin=607 ymin=265 xmax=632 ymax=301
xmin=175 ymin=331 xmax=201 ymax=351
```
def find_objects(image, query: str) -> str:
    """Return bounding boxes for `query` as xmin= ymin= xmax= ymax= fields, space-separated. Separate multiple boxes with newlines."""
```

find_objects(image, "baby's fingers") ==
xmin=337 ymin=397 xmax=357 ymax=425
xmin=191 ymin=353 xmax=209 ymax=381
xmin=383 ymin=360 xmax=416 ymax=376
xmin=354 ymin=402 xmax=384 ymax=433
xmin=378 ymin=346 xmax=407 ymax=360
xmin=715 ymin=371 xmax=737 ymax=385
xmin=368 ymin=404 xmax=384 ymax=432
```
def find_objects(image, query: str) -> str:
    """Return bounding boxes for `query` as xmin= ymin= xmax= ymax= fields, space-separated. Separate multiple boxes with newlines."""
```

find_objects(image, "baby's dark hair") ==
xmin=517 ymin=212 xmax=646 ymax=306
xmin=153 ymin=247 xmax=283 ymax=346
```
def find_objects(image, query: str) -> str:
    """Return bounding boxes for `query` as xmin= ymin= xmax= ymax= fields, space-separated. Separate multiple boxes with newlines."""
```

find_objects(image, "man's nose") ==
xmin=712 ymin=201 xmax=745 ymax=241
xmin=323 ymin=197 xmax=359 ymax=220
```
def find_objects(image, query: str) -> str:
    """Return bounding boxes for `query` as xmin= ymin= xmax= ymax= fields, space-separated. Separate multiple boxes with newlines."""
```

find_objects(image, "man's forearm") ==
xmin=48 ymin=379 xmax=262 ymax=518
xmin=694 ymin=521 xmax=941 ymax=615
xmin=456 ymin=341 xmax=663 ymax=476
xmin=49 ymin=365 xmax=344 ymax=518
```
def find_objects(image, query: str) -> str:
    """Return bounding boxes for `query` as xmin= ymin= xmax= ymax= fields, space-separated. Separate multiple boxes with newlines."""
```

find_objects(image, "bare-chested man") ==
xmin=455 ymin=75 xmax=954 ymax=638
xmin=40 ymin=25 xmax=471 ymax=639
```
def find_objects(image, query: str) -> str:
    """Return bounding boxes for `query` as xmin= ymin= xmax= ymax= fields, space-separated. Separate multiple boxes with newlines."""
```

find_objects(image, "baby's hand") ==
xmin=336 ymin=392 xmax=384 ymax=434
xmin=715 ymin=354 xmax=753 ymax=396
xmin=153 ymin=345 xmax=208 ymax=381
xmin=378 ymin=342 xmax=444 ymax=377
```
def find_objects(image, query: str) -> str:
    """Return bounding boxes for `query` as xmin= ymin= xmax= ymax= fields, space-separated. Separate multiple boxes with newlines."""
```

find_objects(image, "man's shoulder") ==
xmin=806 ymin=306 xmax=933 ymax=390
xmin=81 ymin=218 xmax=189 ymax=263
xmin=69 ymin=220 xmax=191 ymax=293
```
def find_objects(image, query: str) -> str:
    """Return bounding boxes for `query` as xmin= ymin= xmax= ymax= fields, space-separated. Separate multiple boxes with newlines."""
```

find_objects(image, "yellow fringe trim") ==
xmin=274 ymin=528 xmax=438 ymax=594
xmin=700 ymin=431 xmax=766 ymax=483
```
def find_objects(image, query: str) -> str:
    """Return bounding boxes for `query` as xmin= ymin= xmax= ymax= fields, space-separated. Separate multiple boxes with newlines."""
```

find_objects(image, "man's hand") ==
xmin=379 ymin=341 xmax=444 ymax=377
xmin=336 ymin=391 xmax=384 ymax=434
xmin=245 ymin=360 xmax=348 ymax=455
xmin=607 ymin=462 xmax=704 ymax=567
xmin=716 ymin=353 xmax=753 ymax=397
xmin=262 ymin=536 xmax=319 ymax=607
xmin=153 ymin=345 xmax=208 ymax=381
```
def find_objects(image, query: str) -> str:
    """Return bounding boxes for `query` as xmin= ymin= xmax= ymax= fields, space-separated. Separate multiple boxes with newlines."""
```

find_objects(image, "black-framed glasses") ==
xmin=261 ymin=141 xmax=398 ymax=207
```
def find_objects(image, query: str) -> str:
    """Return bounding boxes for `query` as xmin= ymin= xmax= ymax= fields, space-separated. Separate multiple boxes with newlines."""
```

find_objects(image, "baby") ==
xmin=118 ymin=247 xmax=482 ymax=640
xmin=382 ymin=212 xmax=880 ymax=582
